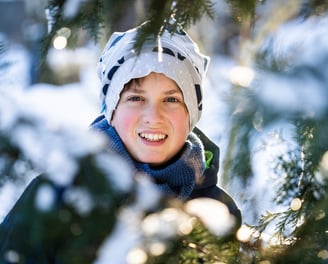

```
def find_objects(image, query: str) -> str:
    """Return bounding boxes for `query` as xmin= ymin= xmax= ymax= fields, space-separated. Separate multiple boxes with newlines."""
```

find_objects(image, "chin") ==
xmin=139 ymin=156 xmax=167 ymax=167
xmin=144 ymin=160 xmax=165 ymax=166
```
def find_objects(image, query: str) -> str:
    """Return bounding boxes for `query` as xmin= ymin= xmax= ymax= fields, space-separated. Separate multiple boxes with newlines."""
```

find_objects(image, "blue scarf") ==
xmin=92 ymin=118 xmax=205 ymax=199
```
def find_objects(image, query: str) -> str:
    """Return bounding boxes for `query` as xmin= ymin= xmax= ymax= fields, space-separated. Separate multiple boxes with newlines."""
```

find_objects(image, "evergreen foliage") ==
xmin=1 ymin=0 xmax=328 ymax=263
xmin=228 ymin=0 xmax=258 ymax=20
xmin=43 ymin=0 xmax=216 ymax=54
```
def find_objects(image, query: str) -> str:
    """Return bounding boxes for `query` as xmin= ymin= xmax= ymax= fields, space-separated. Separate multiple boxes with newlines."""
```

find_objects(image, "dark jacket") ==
xmin=0 ymin=118 xmax=241 ymax=263
xmin=0 ymin=171 xmax=131 ymax=264
xmin=191 ymin=126 xmax=242 ymax=229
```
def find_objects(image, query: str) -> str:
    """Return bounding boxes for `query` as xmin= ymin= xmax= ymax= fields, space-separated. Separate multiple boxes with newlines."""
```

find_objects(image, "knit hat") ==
xmin=97 ymin=22 xmax=210 ymax=130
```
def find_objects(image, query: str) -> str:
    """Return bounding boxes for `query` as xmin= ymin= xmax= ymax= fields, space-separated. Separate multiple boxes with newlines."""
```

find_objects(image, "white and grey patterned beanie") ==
xmin=97 ymin=22 xmax=210 ymax=130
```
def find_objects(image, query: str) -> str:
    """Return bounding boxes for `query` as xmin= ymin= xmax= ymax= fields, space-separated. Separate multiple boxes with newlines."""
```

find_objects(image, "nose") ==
xmin=143 ymin=103 xmax=164 ymax=125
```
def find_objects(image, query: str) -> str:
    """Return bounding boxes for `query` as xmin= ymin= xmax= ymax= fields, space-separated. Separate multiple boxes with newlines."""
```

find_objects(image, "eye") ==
xmin=128 ymin=96 xmax=143 ymax=102
xmin=165 ymin=97 xmax=180 ymax=103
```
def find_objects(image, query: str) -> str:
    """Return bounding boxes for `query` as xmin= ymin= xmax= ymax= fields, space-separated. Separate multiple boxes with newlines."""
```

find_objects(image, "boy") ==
xmin=0 ymin=21 xmax=241 ymax=263
xmin=91 ymin=21 xmax=241 ymax=220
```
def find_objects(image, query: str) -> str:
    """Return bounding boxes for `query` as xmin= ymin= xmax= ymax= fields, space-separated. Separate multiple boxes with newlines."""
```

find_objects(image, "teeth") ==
xmin=140 ymin=133 xmax=166 ymax=141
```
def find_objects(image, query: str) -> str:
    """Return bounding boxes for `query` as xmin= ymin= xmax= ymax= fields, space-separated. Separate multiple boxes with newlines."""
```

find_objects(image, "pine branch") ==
xmin=133 ymin=0 xmax=216 ymax=50
xmin=79 ymin=0 xmax=105 ymax=42
xmin=171 ymin=0 xmax=216 ymax=27
xmin=226 ymin=0 xmax=259 ymax=20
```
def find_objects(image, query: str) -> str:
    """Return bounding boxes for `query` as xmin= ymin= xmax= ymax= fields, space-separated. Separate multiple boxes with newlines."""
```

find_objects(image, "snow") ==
xmin=95 ymin=176 xmax=162 ymax=264
xmin=35 ymin=183 xmax=56 ymax=212
xmin=256 ymin=69 xmax=327 ymax=118
xmin=0 ymin=41 xmax=31 ymax=90
xmin=22 ymin=47 xmax=101 ymax=129
xmin=22 ymin=83 xmax=99 ymax=128
xmin=0 ymin=43 xmax=119 ymax=220
xmin=184 ymin=197 xmax=236 ymax=236
xmin=269 ymin=15 xmax=328 ymax=67
xmin=1 ymin=9 xmax=328 ymax=262
xmin=94 ymin=208 xmax=143 ymax=264
xmin=95 ymin=153 xmax=134 ymax=193
xmin=256 ymin=15 xmax=328 ymax=119
xmin=0 ymin=181 xmax=28 ymax=221
xmin=142 ymin=208 xmax=189 ymax=239
xmin=132 ymin=172 xmax=162 ymax=211
xmin=62 ymin=186 xmax=94 ymax=216
xmin=63 ymin=0 xmax=84 ymax=19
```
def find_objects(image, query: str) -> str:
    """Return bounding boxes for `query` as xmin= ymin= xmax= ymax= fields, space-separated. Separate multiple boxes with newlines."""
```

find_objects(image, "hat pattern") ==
xmin=97 ymin=22 xmax=209 ymax=129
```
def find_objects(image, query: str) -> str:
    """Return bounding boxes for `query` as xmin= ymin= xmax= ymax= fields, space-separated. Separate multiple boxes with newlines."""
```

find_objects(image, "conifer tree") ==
xmin=1 ymin=0 xmax=328 ymax=263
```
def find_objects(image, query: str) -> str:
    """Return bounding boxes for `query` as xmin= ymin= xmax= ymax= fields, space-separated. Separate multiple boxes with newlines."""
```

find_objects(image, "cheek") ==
xmin=171 ymin=111 xmax=190 ymax=135
xmin=175 ymin=110 xmax=189 ymax=128
xmin=111 ymin=108 xmax=137 ymax=129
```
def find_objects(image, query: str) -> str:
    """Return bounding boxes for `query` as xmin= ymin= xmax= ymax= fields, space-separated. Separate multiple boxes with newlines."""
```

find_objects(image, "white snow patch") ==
xmin=35 ymin=183 xmax=56 ymax=212
xmin=63 ymin=187 xmax=94 ymax=216
xmin=185 ymin=197 xmax=236 ymax=236
xmin=94 ymin=208 xmax=142 ymax=264
xmin=95 ymin=153 xmax=134 ymax=193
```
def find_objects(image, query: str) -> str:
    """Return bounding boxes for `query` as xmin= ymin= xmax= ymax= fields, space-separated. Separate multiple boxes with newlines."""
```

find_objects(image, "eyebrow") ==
xmin=126 ymin=86 xmax=144 ymax=93
xmin=126 ymin=87 xmax=182 ymax=95
xmin=164 ymin=89 xmax=182 ymax=95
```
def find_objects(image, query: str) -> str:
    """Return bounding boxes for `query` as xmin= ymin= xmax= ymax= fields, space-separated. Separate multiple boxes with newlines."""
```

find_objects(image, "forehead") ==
xmin=122 ymin=74 xmax=182 ymax=94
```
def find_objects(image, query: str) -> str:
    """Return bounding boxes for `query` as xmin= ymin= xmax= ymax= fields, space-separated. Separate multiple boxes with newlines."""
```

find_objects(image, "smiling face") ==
xmin=111 ymin=72 xmax=190 ymax=166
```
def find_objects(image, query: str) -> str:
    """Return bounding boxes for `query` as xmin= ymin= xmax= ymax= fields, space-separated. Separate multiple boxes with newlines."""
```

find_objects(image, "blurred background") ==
xmin=1 ymin=1 xmax=328 ymax=262
xmin=0 ymin=0 xmax=249 ymax=220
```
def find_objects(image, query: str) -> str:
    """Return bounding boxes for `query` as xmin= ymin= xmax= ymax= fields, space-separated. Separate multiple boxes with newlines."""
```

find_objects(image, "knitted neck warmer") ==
xmin=95 ymin=121 xmax=205 ymax=199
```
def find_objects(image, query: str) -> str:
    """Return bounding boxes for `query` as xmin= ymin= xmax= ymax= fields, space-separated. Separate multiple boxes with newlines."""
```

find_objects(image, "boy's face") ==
xmin=111 ymin=72 xmax=190 ymax=166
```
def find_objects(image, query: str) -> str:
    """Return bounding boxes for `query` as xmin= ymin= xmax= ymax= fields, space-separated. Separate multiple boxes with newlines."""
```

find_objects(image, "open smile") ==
xmin=139 ymin=132 xmax=168 ymax=142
